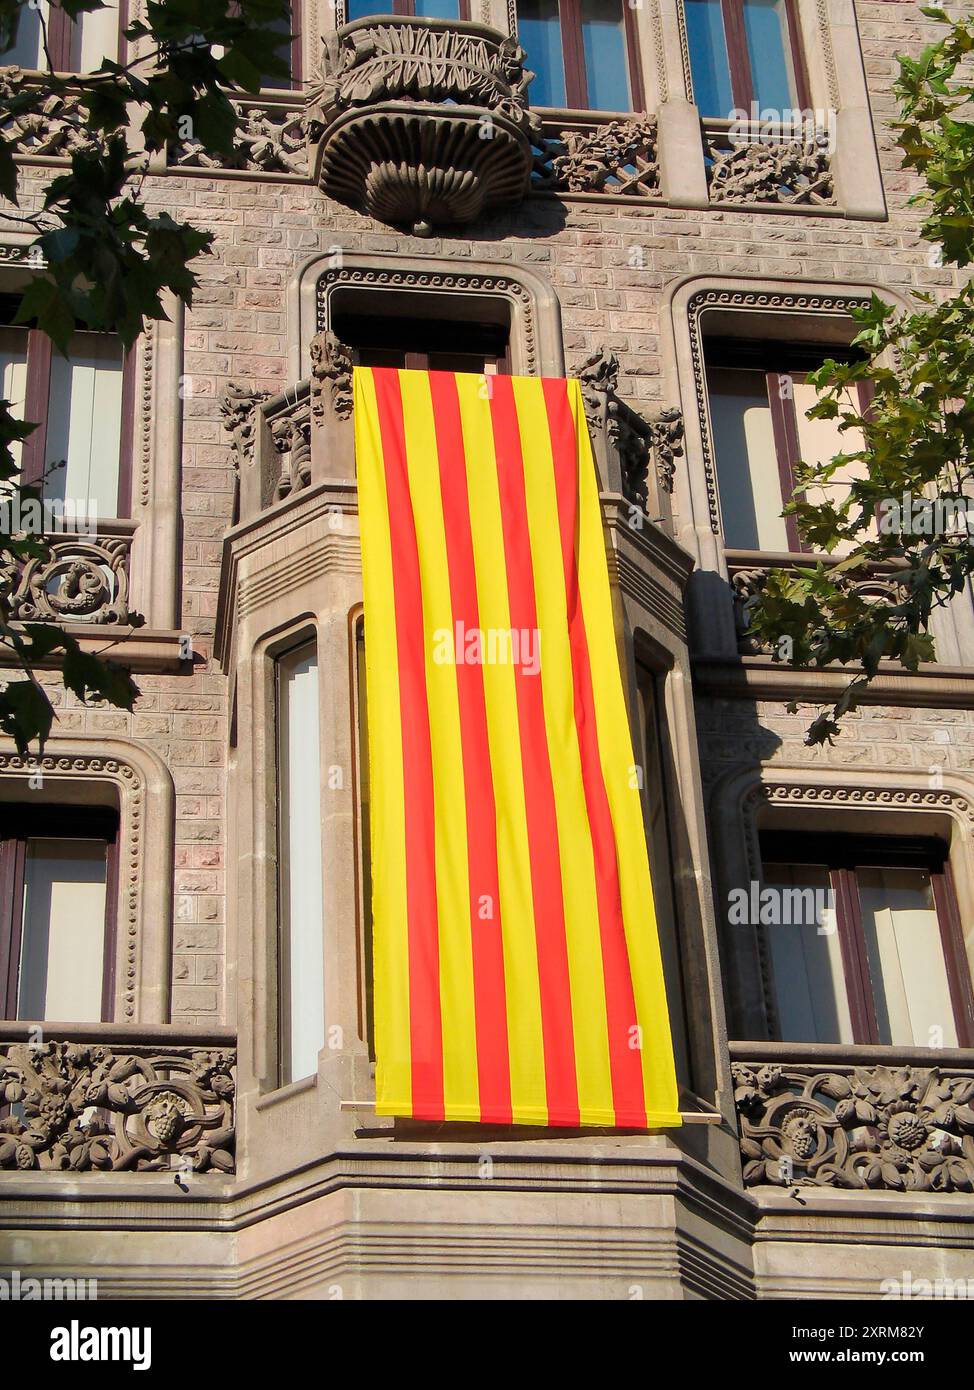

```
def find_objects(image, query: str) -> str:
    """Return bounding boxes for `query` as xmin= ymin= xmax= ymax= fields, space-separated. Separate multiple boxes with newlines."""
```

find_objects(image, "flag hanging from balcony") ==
xmin=354 ymin=366 xmax=681 ymax=1129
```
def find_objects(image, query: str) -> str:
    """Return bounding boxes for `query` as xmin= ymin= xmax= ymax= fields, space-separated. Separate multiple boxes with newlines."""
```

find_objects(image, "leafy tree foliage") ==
xmin=744 ymin=6 xmax=974 ymax=744
xmin=0 ymin=0 xmax=290 ymax=751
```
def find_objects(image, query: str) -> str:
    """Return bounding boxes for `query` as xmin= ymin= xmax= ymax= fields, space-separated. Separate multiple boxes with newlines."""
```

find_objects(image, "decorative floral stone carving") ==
xmin=269 ymin=395 xmax=312 ymax=499
xmin=310 ymin=331 xmax=353 ymax=424
xmin=706 ymin=133 xmax=834 ymax=206
xmin=306 ymin=17 xmax=540 ymax=234
xmin=172 ymin=102 xmax=309 ymax=176
xmin=221 ymin=383 xmax=269 ymax=470
xmin=729 ymin=561 xmax=906 ymax=655
xmin=0 ymin=535 xmax=141 ymax=626
xmin=535 ymin=119 xmax=660 ymax=197
xmin=0 ymin=70 xmax=91 ymax=158
xmin=577 ymin=347 xmax=683 ymax=508
xmin=0 ymin=1040 xmax=236 ymax=1173
xmin=733 ymin=1060 xmax=974 ymax=1192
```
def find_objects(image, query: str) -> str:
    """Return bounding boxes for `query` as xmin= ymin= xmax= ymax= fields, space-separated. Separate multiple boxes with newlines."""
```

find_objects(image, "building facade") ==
xmin=1 ymin=0 xmax=973 ymax=1299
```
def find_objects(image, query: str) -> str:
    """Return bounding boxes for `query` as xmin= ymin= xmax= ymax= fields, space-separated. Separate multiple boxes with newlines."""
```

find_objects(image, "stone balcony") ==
xmin=0 ymin=1024 xmax=236 ymax=1174
xmin=304 ymin=16 xmax=541 ymax=235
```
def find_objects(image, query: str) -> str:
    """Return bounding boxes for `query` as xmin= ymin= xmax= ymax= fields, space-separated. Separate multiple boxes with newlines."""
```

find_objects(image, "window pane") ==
xmin=70 ymin=4 xmax=119 ymax=71
xmin=259 ymin=5 xmax=295 ymax=89
xmin=763 ymin=864 xmax=854 ymax=1043
xmin=5 ymin=2 xmax=46 ymax=70
xmin=858 ymin=867 xmax=957 ymax=1048
xmin=743 ymin=0 xmax=798 ymax=114
xmin=684 ymin=0 xmax=734 ymax=119
xmin=414 ymin=0 xmax=462 ymax=16
xmin=708 ymin=366 xmax=789 ymax=550
xmin=278 ymin=642 xmax=325 ymax=1083
xmin=18 ymin=839 xmax=108 ymax=1022
xmin=346 ymin=0 xmax=391 ymax=18
xmin=792 ymin=377 xmax=873 ymax=550
xmin=46 ymin=333 xmax=125 ymax=519
xmin=0 ymin=327 xmax=29 ymax=474
xmin=581 ymin=0 xmax=631 ymax=112
xmin=518 ymin=0 xmax=566 ymax=108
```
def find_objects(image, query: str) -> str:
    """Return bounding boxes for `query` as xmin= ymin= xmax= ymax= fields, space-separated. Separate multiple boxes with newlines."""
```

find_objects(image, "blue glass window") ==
xmin=518 ymin=0 xmax=634 ymax=112
xmin=686 ymin=0 xmax=803 ymax=119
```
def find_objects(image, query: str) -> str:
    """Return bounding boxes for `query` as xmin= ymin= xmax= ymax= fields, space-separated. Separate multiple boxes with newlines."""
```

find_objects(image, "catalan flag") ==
xmin=355 ymin=366 xmax=681 ymax=1129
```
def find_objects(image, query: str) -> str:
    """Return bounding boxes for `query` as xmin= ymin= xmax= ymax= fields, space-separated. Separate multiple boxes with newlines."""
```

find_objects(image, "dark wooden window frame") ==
xmin=760 ymin=832 xmax=974 ymax=1048
xmin=0 ymin=805 xmax=119 ymax=1023
xmin=712 ymin=0 xmax=810 ymax=115
xmin=706 ymin=339 xmax=871 ymax=555
xmin=333 ymin=309 xmax=513 ymax=375
xmin=521 ymin=0 xmax=644 ymax=112
xmin=41 ymin=0 xmax=129 ymax=72
xmin=2 ymin=301 xmax=136 ymax=518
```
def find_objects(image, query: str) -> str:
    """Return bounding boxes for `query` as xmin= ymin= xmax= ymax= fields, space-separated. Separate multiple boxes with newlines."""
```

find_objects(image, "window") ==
xmin=277 ymin=639 xmax=325 ymax=1084
xmin=352 ymin=615 xmax=375 ymax=1058
xmin=332 ymin=304 xmax=512 ymax=374
xmin=259 ymin=1 xmax=301 ymax=90
xmin=636 ymin=663 xmax=692 ymax=1086
xmin=0 ymin=296 xmax=134 ymax=520
xmin=516 ymin=0 xmax=640 ymax=111
xmin=706 ymin=339 xmax=870 ymax=553
xmin=759 ymin=833 xmax=974 ymax=1048
xmin=684 ymin=0 xmax=808 ymax=119
xmin=0 ymin=807 xmax=118 ymax=1023
xmin=3 ymin=1 xmax=126 ymax=72
xmin=346 ymin=1 xmax=471 ymax=21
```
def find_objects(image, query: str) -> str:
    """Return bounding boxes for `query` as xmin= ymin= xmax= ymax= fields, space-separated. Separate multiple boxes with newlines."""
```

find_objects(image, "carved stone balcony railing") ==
xmin=704 ymin=121 xmax=834 ymax=209
xmin=732 ymin=1044 xmax=974 ymax=1194
xmin=532 ymin=118 xmax=660 ymax=199
xmin=0 ymin=529 xmax=142 ymax=627
xmin=0 ymin=1027 xmax=236 ymax=1174
xmin=728 ymin=552 xmax=906 ymax=655
xmin=305 ymin=17 xmax=540 ymax=234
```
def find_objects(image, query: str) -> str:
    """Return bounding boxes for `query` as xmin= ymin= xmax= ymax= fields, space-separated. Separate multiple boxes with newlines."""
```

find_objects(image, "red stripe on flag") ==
xmin=371 ymin=368 xmax=444 ymax=1121
xmin=543 ymin=378 xmax=648 ymax=1128
xmin=489 ymin=376 xmax=580 ymax=1128
xmin=428 ymin=373 xmax=513 ymax=1125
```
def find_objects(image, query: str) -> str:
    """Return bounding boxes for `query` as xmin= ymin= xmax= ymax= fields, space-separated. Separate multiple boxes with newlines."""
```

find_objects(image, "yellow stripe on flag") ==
xmin=354 ymin=367 xmax=412 ymax=1117
xmin=569 ymin=379 xmax=682 ymax=1125
xmin=454 ymin=373 xmax=549 ymax=1125
xmin=397 ymin=370 xmax=480 ymax=1121
xmin=512 ymin=376 xmax=615 ymax=1125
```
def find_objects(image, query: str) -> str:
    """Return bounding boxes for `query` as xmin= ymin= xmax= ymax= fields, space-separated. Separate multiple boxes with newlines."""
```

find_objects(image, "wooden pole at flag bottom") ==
xmin=337 ymin=1101 xmax=723 ymax=1123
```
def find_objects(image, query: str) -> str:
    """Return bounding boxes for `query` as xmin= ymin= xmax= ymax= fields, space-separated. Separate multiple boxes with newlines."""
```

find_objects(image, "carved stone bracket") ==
xmin=576 ymin=347 xmax=683 ymax=511
xmin=306 ymin=17 xmax=540 ymax=233
xmin=734 ymin=1059 xmax=974 ymax=1193
xmin=0 ymin=1039 xmax=236 ymax=1173
xmin=705 ymin=129 xmax=834 ymax=207
xmin=0 ymin=534 xmax=142 ymax=626
xmin=221 ymin=383 xmax=270 ymax=472
xmin=534 ymin=119 xmax=660 ymax=197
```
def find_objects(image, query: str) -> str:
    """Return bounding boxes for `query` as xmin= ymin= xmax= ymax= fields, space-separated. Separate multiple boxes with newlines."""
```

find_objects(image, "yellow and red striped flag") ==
xmin=355 ymin=366 xmax=681 ymax=1129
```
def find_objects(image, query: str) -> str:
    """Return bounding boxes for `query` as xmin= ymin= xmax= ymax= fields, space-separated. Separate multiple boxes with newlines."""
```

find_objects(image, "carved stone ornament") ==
xmin=577 ymin=347 xmax=684 ymax=508
xmin=269 ymin=393 xmax=312 ymax=499
xmin=172 ymin=101 xmax=309 ymax=176
xmin=0 ymin=69 xmax=91 ymax=158
xmin=730 ymin=561 xmax=906 ymax=654
xmin=734 ymin=1060 xmax=974 ymax=1193
xmin=305 ymin=17 xmax=541 ymax=234
xmin=310 ymin=330 xmax=353 ymax=424
xmin=535 ymin=119 xmax=660 ymax=197
xmin=221 ymin=382 xmax=269 ymax=470
xmin=706 ymin=131 xmax=834 ymax=207
xmin=0 ymin=1040 xmax=236 ymax=1173
xmin=0 ymin=535 xmax=142 ymax=626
